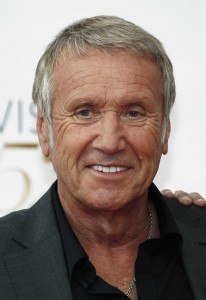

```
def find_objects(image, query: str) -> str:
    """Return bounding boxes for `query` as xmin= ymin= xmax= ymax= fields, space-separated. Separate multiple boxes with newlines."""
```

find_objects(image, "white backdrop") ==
xmin=0 ymin=0 xmax=205 ymax=216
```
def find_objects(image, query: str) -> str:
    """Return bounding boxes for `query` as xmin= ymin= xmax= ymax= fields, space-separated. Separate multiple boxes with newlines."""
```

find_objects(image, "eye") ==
xmin=76 ymin=108 xmax=93 ymax=118
xmin=121 ymin=105 xmax=145 ymax=125
xmin=74 ymin=106 xmax=100 ymax=123
xmin=124 ymin=109 xmax=142 ymax=119
xmin=126 ymin=110 xmax=140 ymax=118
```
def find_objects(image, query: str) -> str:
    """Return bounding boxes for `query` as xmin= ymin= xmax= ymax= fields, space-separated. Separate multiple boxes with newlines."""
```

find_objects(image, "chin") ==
xmin=81 ymin=194 xmax=133 ymax=213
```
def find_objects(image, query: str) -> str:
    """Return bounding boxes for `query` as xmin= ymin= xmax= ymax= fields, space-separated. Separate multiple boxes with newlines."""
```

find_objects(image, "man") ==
xmin=0 ymin=16 xmax=205 ymax=300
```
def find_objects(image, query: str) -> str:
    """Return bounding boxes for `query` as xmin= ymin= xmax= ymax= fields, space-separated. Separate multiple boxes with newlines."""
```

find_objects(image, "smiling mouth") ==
xmin=90 ymin=165 xmax=128 ymax=173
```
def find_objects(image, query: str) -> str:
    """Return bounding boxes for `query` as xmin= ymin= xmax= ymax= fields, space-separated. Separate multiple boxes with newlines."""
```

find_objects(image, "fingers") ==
xmin=188 ymin=192 xmax=206 ymax=207
xmin=161 ymin=189 xmax=175 ymax=198
xmin=161 ymin=189 xmax=192 ymax=205
xmin=161 ymin=189 xmax=206 ymax=207
xmin=173 ymin=190 xmax=193 ymax=206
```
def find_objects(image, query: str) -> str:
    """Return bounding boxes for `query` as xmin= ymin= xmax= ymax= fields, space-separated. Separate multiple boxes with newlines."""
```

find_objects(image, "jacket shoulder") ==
xmin=163 ymin=196 xmax=206 ymax=225
xmin=0 ymin=210 xmax=28 ymax=263
xmin=0 ymin=209 xmax=28 ymax=236
xmin=0 ymin=183 xmax=55 ymax=255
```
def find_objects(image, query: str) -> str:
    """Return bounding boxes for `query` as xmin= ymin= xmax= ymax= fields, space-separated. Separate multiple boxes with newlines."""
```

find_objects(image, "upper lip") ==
xmin=87 ymin=163 xmax=131 ymax=168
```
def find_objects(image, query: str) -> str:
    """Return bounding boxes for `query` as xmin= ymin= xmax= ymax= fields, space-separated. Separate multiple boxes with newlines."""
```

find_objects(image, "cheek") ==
xmin=130 ymin=127 xmax=163 ymax=160
xmin=52 ymin=123 xmax=94 ymax=166
xmin=131 ymin=132 xmax=163 ymax=187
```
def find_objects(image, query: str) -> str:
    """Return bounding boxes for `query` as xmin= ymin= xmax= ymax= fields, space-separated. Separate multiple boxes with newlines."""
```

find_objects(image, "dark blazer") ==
xmin=0 ymin=185 xmax=206 ymax=300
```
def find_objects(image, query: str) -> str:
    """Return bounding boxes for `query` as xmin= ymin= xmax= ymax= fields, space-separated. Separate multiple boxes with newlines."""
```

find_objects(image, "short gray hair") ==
xmin=32 ymin=15 xmax=175 ymax=129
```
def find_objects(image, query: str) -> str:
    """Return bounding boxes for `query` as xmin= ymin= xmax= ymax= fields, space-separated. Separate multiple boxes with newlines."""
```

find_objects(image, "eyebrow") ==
xmin=66 ymin=94 xmax=155 ymax=111
xmin=65 ymin=98 xmax=101 ymax=111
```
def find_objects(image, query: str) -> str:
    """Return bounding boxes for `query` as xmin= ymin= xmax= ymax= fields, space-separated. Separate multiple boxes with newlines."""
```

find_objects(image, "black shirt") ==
xmin=52 ymin=182 xmax=194 ymax=300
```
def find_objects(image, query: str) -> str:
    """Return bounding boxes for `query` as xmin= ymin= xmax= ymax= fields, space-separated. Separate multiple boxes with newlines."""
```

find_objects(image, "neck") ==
xmin=59 ymin=192 xmax=157 ymax=249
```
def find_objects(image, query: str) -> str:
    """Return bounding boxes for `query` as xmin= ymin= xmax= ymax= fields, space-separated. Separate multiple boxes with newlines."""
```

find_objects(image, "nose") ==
xmin=92 ymin=112 xmax=126 ymax=154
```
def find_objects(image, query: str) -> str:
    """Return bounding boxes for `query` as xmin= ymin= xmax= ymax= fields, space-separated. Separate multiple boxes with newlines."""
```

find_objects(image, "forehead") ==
xmin=52 ymin=48 xmax=162 ymax=103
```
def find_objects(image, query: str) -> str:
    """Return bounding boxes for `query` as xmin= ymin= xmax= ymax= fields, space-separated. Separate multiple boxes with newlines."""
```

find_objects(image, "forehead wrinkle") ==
xmin=54 ymin=52 xmax=159 ymax=92
xmin=55 ymin=67 xmax=91 ymax=89
xmin=52 ymin=50 xmax=162 ymax=110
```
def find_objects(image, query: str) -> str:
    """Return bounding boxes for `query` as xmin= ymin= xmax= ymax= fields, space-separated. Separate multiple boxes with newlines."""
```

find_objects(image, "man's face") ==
xmin=37 ymin=49 xmax=170 ymax=212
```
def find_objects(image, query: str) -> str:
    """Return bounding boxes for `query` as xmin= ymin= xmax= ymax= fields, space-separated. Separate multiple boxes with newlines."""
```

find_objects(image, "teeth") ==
xmin=103 ymin=166 xmax=109 ymax=173
xmin=110 ymin=167 xmax=117 ymax=173
xmin=91 ymin=165 xmax=127 ymax=173
xmin=98 ymin=165 xmax=103 ymax=171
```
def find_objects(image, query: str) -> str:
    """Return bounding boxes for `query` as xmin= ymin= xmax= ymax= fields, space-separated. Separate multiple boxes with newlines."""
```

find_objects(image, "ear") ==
xmin=162 ymin=119 xmax=171 ymax=155
xmin=36 ymin=112 xmax=50 ymax=157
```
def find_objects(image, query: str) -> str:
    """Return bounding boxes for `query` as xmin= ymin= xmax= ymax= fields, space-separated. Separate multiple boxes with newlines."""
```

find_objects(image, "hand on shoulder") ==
xmin=161 ymin=189 xmax=206 ymax=207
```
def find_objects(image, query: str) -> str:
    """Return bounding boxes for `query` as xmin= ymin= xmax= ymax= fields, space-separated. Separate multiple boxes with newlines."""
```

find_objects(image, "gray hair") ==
xmin=32 ymin=15 xmax=175 ymax=141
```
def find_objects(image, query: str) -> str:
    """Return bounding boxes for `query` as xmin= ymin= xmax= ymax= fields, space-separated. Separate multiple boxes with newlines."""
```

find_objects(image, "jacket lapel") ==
xmin=176 ymin=215 xmax=206 ymax=300
xmin=5 ymin=187 xmax=74 ymax=300
xmin=6 ymin=234 xmax=73 ymax=300
xmin=163 ymin=196 xmax=206 ymax=300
